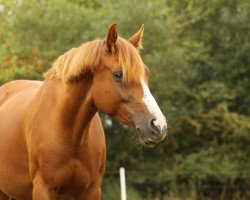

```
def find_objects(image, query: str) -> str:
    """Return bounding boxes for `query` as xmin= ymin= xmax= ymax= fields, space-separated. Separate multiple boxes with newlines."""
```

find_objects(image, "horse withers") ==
xmin=0 ymin=23 xmax=167 ymax=200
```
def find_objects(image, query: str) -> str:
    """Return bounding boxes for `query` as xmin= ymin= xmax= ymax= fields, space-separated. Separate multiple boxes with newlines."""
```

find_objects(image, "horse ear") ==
xmin=128 ymin=25 xmax=144 ymax=49
xmin=106 ymin=22 xmax=118 ymax=53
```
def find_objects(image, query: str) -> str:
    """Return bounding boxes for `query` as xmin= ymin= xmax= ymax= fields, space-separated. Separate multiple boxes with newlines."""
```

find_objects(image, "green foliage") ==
xmin=102 ymin=179 xmax=141 ymax=200
xmin=0 ymin=0 xmax=249 ymax=199
xmin=0 ymin=0 xmax=102 ymax=83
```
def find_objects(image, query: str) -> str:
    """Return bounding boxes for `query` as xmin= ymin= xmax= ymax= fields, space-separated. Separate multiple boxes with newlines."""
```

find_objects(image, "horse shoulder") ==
xmin=81 ymin=113 xmax=106 ymax=197
xmin=88 ymin=113 xmax=106 ymax=163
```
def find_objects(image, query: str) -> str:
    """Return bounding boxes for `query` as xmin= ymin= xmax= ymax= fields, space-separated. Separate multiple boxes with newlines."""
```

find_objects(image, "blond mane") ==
xmin=45 ymin=37 xmax=144 ymax=83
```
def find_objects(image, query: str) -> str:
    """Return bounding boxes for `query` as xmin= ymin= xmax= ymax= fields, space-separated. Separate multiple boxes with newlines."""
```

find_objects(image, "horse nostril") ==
xmin=148 ymin=116 xmax=160 ymax=134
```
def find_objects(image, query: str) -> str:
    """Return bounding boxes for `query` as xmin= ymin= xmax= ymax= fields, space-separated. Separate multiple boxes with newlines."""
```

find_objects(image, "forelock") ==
xmin=116 ymin=37 xmax=144 ymax=83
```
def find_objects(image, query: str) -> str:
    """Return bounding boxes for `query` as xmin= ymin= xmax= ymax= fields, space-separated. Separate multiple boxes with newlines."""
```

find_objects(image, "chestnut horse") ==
xmin=0 ymin=23 xmax=167 ymax=200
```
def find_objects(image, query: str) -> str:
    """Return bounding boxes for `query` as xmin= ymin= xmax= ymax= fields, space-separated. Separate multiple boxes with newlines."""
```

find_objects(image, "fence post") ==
xmin=119 ymin=167 xmax=127 ymax=200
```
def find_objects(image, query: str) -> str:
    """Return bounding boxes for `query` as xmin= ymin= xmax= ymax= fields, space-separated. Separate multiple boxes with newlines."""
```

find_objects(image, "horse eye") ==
xmin=113 ymin=71 xmax=123 ymax=82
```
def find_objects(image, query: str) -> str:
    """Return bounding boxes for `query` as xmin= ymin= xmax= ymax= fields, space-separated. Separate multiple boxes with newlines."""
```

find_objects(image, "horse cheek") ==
xmin=92 ymin=87 xmax=115 ymax=115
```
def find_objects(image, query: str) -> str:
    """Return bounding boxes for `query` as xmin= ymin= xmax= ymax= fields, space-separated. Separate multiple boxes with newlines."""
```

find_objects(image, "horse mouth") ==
xmin=136 ymin=129 xmax=162 ymax=147
xmin=140 ymin=138 xmax=159 ymax=148
xmin=143 ymin=139 xmax=158 ymax=147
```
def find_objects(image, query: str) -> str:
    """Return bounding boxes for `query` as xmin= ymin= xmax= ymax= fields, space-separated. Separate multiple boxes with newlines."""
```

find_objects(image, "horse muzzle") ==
xmin=136 ymin=115 xmax=167 ymax=147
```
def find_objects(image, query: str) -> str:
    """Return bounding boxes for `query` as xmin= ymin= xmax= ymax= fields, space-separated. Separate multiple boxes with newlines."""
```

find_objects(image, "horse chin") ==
xmin=139 ymin=139 xmax=157 ymax=148
xmin=137 ymin=130 xmax=162 ymax=148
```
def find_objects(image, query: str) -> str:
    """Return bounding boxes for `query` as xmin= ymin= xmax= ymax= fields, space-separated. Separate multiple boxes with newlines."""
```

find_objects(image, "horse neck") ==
xmin=40 ymin=73 xmax=97 ymax=146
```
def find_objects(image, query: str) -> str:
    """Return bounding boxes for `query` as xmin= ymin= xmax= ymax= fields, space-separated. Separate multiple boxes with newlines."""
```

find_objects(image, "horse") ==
xmin=0 ymin=23 xmax=167 ymax=200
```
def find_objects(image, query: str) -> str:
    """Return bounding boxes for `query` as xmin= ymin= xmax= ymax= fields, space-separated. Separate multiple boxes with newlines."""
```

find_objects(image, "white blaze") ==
xmin=141 ymin=79 xmax=167 ymax=132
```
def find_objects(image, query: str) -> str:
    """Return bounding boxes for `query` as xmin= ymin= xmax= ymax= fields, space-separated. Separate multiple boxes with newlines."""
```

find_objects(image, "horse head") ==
xmin=92 ymin=23 xmax=167 ymax=146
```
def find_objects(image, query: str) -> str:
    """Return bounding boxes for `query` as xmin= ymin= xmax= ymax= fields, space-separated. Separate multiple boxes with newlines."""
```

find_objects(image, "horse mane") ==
xmin=44 ymin=37 xmax=144 ymax=83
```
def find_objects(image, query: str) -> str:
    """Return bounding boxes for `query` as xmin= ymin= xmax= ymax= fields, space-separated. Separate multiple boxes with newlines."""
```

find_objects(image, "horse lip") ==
xmin=136 ymin=128 xmax=165 ymax=147
xmin=139 ymin=138 xmax=158 ymax=147
xmin=145 ymin=139 xmax=158 ymax=145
